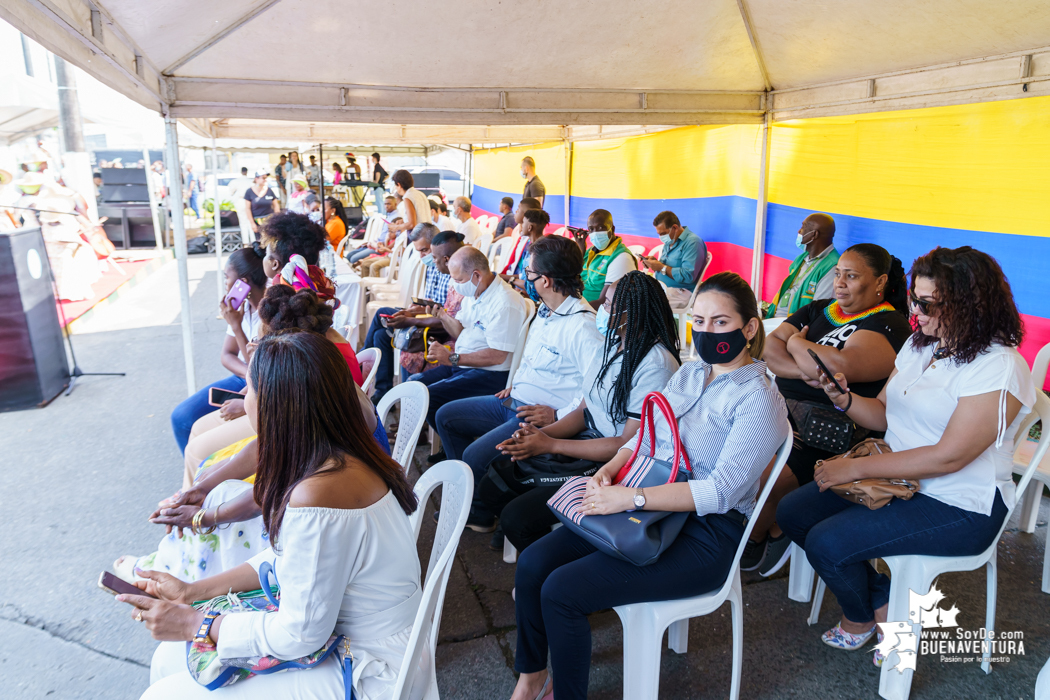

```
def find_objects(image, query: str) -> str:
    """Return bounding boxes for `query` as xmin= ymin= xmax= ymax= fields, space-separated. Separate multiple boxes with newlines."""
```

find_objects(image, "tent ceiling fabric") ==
xmin=3 ymin=0 xmax=1050 ymax=129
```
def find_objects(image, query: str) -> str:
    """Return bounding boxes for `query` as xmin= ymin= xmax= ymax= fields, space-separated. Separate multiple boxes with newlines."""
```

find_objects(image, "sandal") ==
xmin=534 ymin=674 xmax=552 ymax=700
xmin=821 ymin=623 xmax=876 ymax=650
xmin=873 ymin=629 xmax=886 ymax=667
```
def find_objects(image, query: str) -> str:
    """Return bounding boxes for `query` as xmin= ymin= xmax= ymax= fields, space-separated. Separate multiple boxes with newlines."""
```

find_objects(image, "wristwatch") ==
xmin=194 ymin=610 xmax=221 ymax=646
xmin=633 ymin=488 xmax=646 ymax=510
xmin=449 ymin=353 xmax=460 ymax=367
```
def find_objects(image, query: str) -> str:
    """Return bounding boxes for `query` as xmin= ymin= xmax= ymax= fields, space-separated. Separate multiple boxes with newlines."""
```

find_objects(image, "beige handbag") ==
xmin=822 ymin=438 xmax=919 ymax=510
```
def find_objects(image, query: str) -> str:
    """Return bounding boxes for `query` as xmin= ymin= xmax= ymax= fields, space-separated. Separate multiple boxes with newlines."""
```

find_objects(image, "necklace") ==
xmin=823 ymin=301 xmax=895 ymax=327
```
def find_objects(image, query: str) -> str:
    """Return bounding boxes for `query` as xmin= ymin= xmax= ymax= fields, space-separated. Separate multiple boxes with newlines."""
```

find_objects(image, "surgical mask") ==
xmin=591 ymin=230 xmax=611 ymax=250
xmin=451 ymin=272 xmax=479 ymax=299
xmin=521 ymin=170 xmax=528 ymax=179
xmin=595 ymin=306 xmax=610 ymax=336
xmin=693 ymin=328 xmax=749 ymax=365
xmin=524 ymin=273 xmax=542 ymax=304
xmin=795 ymin=232 xmax=810 ymax=250
xmin=659 ymin=233 xmax=672 ymax=246
xmin=421 ymin=253 xmax=435 ymax=268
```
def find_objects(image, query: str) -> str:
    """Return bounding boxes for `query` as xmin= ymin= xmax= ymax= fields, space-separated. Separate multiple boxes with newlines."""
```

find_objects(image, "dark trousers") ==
xmin=409 ymin=365 xmax=509 ymax=432
xmin=363 ymin=306 xmax=399 ymax=398
xmin=777 ymin=482 xmax=1008 ymax=623
xmin=515 ymin=516 xmax=744 ymax=700
xmin=477 ymin=476 xmax=560 ymax=551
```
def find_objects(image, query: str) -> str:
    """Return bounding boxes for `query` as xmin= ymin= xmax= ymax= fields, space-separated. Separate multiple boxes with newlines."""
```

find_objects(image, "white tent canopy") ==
xmin=4 ymin=0 xmax=1049 ymax=132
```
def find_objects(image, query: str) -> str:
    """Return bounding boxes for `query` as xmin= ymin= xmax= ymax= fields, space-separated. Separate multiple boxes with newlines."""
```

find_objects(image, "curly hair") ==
xmin=257 ymin=285 xmax=334 ymax=335
xmin=909 ymin=246 xmax=1024 ymax=363
xmin=595 ymin=271 xmax=681 ymax=426
xmin=261 ymin=211 xmax=327 ymax=266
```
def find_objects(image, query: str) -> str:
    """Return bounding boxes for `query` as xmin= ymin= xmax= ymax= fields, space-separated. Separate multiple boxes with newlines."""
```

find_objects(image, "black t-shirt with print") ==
xmin=775 ymin=298 xmax=912 ymax=404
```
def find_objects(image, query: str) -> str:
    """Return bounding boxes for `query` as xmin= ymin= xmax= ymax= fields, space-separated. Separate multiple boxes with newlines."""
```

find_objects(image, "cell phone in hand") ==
xmin=224 ymin=279 xmax=251 ymax=310
xmin=412 ymin=298 xmax=438 ymax=308
xmin=806 ymin=349 xmax=847 ymax=395
xmin=209 ymin=386 xmax=245 ymax=407
xmin=98 ymin=571 xmax=155 ymax=598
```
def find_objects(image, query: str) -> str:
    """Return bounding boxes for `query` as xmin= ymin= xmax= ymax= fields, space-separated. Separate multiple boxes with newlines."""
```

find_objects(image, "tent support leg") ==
xmin=750 ymin=109 xmax=771 ymax=299
xmin=212 ymin=134 xmax=224 ymax=303
xmin=564 ymin=139 xmax=573 ymax=228
xmin=165 ymin=115 xmax=197 ymax=396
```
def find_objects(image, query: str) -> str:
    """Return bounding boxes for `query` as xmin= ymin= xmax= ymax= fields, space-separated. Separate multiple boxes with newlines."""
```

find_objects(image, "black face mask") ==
xmin=694 ymin=328 xmax=749 ymax=365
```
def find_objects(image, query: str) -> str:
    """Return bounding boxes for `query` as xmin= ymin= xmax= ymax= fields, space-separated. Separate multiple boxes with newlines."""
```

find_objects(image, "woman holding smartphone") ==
xmin=122 ymin=330 xmax=430 ymax=700
xmin=169 ymin=244 xmax=268 ymax=455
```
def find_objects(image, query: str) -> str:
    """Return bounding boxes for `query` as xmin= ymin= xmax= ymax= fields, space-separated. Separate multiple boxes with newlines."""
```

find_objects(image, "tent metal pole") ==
xmin=212 ymin=134 xmax=224 ymax=303
xmin=750 ymin=109 xmax=772 ymax=299
xmin=318 ymin=143 xmax=325 ymax=221
xmin=164 ymin=115 xmax=197 ymax=396
xmin=142 ymin=147 xmax=163 ymax=250
xmin=563 ymin=139 xmax=573 ymax=228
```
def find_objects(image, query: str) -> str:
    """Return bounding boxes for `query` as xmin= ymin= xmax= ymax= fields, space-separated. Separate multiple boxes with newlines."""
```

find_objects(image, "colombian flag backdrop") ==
xmin=471 ymin=96 xmax=1050 ymax=380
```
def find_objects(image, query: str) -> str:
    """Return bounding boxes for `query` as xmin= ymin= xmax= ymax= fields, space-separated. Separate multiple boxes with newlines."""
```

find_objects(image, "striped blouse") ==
xmin=622 ymin=359 xmax=790 ymax=519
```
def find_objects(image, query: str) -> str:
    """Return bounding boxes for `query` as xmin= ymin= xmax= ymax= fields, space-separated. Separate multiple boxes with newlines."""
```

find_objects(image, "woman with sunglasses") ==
xmin=748 ymin=243 xmax=912 ymax=578
xmin=777 ymin=246 xmax=1034 ymax=664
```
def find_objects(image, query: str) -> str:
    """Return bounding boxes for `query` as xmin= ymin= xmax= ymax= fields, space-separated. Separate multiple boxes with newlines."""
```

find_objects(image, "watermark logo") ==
xmin=876 ymin=584 xmax=1024 ymax=673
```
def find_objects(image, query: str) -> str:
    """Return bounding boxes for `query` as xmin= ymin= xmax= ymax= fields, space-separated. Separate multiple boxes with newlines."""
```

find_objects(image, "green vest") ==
xmin=769 ymin=248 xmax=840 ymax=317
xmin=583 ymin=237 xmax=632 ymax=300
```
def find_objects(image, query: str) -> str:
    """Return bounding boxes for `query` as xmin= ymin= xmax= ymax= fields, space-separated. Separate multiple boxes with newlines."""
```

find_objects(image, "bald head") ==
xmin=588 ymin=209 xmax=614 ymax=234
xmin=799 ymin=212 xmax=835 ymax=255
xmin=449 ymin=245 xmax=491 ymax=279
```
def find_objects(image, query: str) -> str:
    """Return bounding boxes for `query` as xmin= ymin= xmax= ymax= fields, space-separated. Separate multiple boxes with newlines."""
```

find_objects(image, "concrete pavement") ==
xmin=0 ymin=254 xmax=1047 ymax=699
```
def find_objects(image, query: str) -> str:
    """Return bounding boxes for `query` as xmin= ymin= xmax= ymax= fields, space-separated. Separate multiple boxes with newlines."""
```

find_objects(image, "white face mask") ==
xmin=451 ymin=271 xmax=479 ymax=298
xmin=521 ymin=170 xmax=528 ymax=180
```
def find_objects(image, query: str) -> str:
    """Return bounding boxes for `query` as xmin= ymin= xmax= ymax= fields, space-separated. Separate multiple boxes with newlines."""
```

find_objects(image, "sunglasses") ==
xmin=908 ymin=293 xmax=939 ymax=315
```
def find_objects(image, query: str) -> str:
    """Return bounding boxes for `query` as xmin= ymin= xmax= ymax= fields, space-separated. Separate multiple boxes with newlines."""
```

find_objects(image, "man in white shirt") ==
xmin=434 ymin=236 xmax=603 ymax=532
xmin=411 ymin=245 xmax=530 ymax=433
xmin=226 ymin=167 xmax=254 ymax=201
xmin=429 ymin=198 xmax=457 ymax=233
xmin=453 ymin=195 xmax=483 ymax=246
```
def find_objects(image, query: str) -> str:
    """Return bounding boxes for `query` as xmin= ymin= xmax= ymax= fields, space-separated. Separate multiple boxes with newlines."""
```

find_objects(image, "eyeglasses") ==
xmin=523 ymin=268 xmax=544 ymax=282
xmin=908 ymin=293 xmax=940 ymax=315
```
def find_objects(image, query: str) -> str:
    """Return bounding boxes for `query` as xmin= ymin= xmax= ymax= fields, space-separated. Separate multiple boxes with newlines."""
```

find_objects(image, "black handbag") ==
xmin=790 ymin=399 xmax=855 ymax=453
xmin=392 ymin=325 xmax=450 ymax=354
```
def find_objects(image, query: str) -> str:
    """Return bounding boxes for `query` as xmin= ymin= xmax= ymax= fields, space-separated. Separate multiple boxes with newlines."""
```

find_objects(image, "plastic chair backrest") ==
xmin=648 ymin=243 xmax=664 ymax=259
xmin=475 ymin=231 xmax=493 ymax=256
xmin=1004 ymin=393 xmax=1050 ymax=530
xmin=712 ymin=433 xmax=792 ymax=600
xmin=377 ymin=381 xmax=430 ymax=474
xmin=395 ymin=460 xmax=474 ymax=699
xmin=1031 ymin=341 xmax=1050 ymax=391
xmin=505 ymin=298 xmax=537 ymax=390
xmin=762 ymin=317 xmax=782 ymax=337
xmin=357 ymin=347 xmax=381 ymax=395
xmin=683 ymin=250 xmax=714 ymax=309
xmin=627 ymin=244 xmax=646 ymax=256
xmin=394 ymin=256 xmax=426 ymax=308
xmin=488 ymin=238 xmax=507 ymax=270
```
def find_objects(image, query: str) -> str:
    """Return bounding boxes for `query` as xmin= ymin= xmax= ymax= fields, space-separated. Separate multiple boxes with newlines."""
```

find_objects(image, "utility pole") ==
xmin=54 ymin=56 xmax=85 ymax=153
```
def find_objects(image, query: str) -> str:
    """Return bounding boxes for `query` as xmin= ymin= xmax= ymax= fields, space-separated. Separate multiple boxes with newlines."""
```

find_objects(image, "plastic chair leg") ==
xmin=729 ymin=584 xmax=744 ymax=700
xmin=982 ymin=553 xmax=997 ymax=674
xmin=808 ymin=578 xmax=826 ymax=626
xmin=429 ymin=428 xmax=441 ymax=455
xmin=879 ymin=567 xmax=921 ymax=700
xmin=503 ymin=538 xmax=518 ymax=564
xmin=667 ymin=619 xmax=688 ymax=654
xmin=1043 ymin=520 xmax=1050 ymax=594
xmin=1019 ymin=480 xmax=1042 ymax=534
xmin=788 ymin=544 xmax=816 ymax=603
xmin=619 ymin=607 xmax=664 ymax=700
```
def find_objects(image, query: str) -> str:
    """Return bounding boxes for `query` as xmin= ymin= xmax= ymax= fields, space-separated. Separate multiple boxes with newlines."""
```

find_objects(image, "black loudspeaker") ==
xmin=0 ymin=227 xmax=70 ymax=410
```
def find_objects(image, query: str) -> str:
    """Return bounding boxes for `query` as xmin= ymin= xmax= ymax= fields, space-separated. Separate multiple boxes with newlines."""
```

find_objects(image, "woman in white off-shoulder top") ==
xmin=120 ymin=328 xmax=432 ymax=700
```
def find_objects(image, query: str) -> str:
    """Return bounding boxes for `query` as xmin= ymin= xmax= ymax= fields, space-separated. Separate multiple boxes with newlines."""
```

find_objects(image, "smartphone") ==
xmin=209 ymin=386 xmax=245 ymax=407
xmin=502 ymin=397 xmax=515 ymax=409
xmin=98 ymin=571 xmax=155 ymax=598
xmin=412 ymin=298 xmax=438 ymax=308
xmin=807 ymin=349 xmax=848 ymax=396
xmin=224 ymin=279 xmax=251 ymax=310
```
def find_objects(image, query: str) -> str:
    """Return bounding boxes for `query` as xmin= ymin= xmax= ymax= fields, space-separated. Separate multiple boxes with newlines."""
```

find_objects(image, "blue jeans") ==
xmin=777 ymin=482 xmax=1008 ymax=624
xmin=408 ymin=365 xmax=509 ymax=432
xmin=346 ymin=247 xmax=375 ymax=264
xmin=363 ymin=307 xmax=399 ymax=398
xmin=435 ymin=395 xmax=523 ymax=516
xmin=170 ymin=375 xmax=246 ymax=454
xmin=188 ymin=190 xmax=200 ymax=217
xmin=515 ymin=515 xmax=744 ymax=700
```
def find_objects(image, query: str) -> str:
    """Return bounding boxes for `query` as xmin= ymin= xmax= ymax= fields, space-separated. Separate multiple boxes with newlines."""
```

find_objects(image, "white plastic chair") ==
xmin=806 ymin=392 xmax=1050 ymax=700
xmin=357 ymin=347 xmax=381 ymax=396
xmin=613 ymin=433 xmax=793 ymax=700
xmin=1015 ymin=341 xmax=1050 ymax=537
xmin=1037 ymin=656 xmax=1050 ymax=700
xmin=474 ymin=231 xmax=494 ymax=257
xmin=393 ymin=460 xmax=474 ymax=700
xmin=762 ymin=317 xmax=783 ymax=337
xmin=627 ymin=244 xmax=647 ymax=256
xmin=487 ymin=238 xmax=507 ymax=271
xmin=668 ymin=251 xmax=713 ymax=348
xmin=648 ymin=243 xmax=664 ymax=260
xmin=377 ymin=381 xmax=430 ymax=474
xmin=504 ymin=298 xmax=537 ymax=391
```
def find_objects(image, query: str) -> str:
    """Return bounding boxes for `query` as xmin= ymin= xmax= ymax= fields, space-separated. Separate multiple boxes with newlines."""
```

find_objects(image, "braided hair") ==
xmin=595 ymin=271 xmax=681 ymax=426
xmin=257 ymin=285 xmax=334 ymax=335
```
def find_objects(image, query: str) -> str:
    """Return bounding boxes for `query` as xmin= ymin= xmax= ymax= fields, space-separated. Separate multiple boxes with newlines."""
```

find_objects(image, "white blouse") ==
xmin=217 ymin=491 xmax=428 ymax=698
xmin=884 ymin=342 xmax=1035 ymax=515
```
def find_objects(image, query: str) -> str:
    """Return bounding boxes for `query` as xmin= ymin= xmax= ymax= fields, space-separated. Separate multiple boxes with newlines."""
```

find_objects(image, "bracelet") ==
xmin=190 ymin=508 xmax=203 ymax=536
xmin=834 ymin=392 xmax=853 ymax=413
xmin=200 ymin=508 xmax=217 ymax=536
